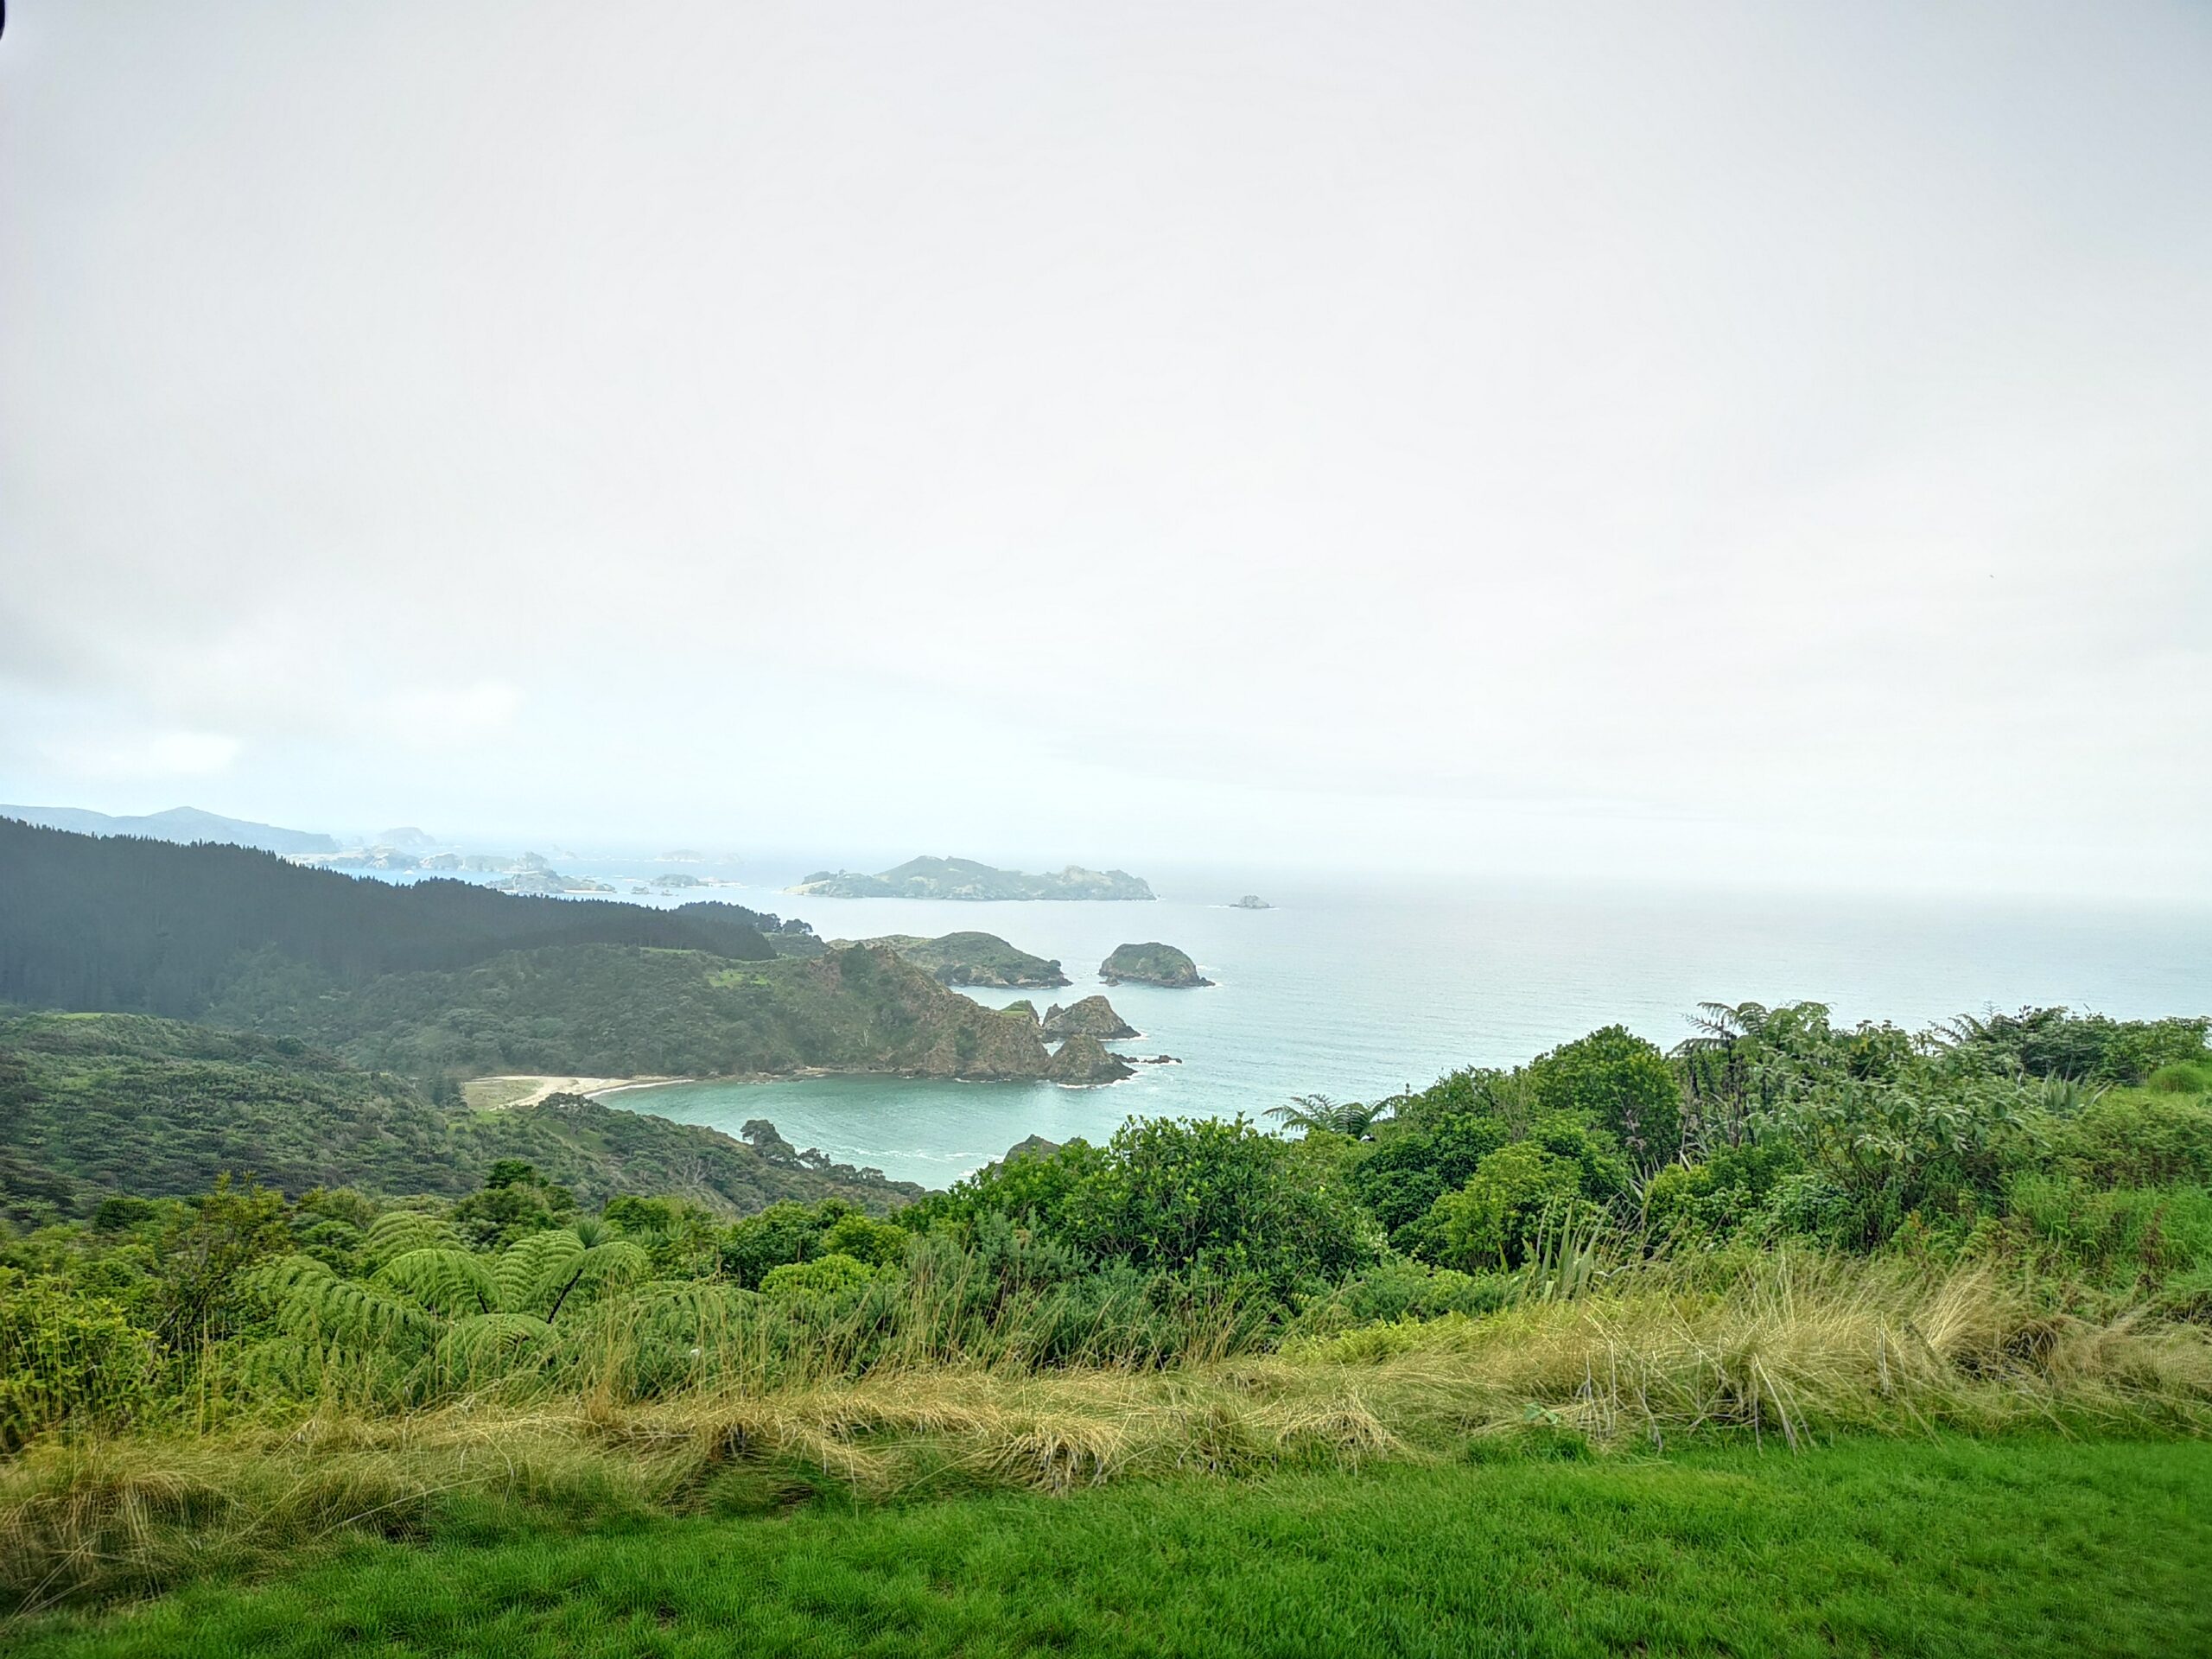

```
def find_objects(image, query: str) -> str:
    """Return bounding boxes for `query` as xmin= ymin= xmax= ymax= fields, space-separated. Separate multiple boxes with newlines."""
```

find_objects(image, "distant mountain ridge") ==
xmin=0 ymin=804 xmax=340 ymax=855
xmin=791 ymin=856 xmax=1155 ymax=902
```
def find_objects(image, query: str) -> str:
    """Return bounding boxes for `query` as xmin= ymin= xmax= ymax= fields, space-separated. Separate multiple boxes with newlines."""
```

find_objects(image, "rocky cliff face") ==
xmin=796 ymin=944 xmax=1053 ymax=1078
xmin=1098 ymin=942 xmax=1212 ymax=988
xmin=1041 ymin=995 xmax=1137 ymax=1041
xmin=1044 ymin=1033 xmax=1135 ymax=1084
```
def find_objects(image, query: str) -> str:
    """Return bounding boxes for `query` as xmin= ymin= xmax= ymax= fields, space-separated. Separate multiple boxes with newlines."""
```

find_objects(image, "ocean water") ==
xmin=543 ymin=869 xmax=2212 ymax=1190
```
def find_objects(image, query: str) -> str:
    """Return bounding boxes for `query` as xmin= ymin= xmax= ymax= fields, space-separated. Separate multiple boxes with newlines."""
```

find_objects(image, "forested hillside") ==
xmin=0 ymin=818 xmax=785 ymax=1017
xmin=0 ymin=1010 xmax=917 ymax=1223
xmin=0 ymin=823 xmax=1107 ymax=1085
xmin=202 ymin=941 xmax=1066 ymax=1080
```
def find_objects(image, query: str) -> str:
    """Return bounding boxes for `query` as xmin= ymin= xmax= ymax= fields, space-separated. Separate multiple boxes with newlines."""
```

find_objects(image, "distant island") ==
xmin=865 ymin=931 xmax=1071 ymax=988
xmin=1099 ymin=942 xmax=1212 ymax=988
xmin=1230 ymin=894 xmax=1273 ymax=910
xmin=490 ymin=869 xmax=615 ymax=895
xmin=791 ymin=855 xmax=1155 ymax=902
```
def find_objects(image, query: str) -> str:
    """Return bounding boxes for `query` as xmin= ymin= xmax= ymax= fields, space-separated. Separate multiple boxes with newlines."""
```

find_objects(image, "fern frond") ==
xmin=543 ymin=1239 xmax=652 ymax=1321
xmin=270 ymin=1274 xmax=441 ymax=1355
xmin=373 ymin=1248 xmax=497 ymax=1319
xmin=433 ymin=1313 xmax=553 ymax=1386
xmin=247 ymin=1251 xmax=338 ymax=1304
xmin=360 ymin=1210 xmax=462 ymax=1272
xmin=494 ymin=1230 xmax=588 ymax=1314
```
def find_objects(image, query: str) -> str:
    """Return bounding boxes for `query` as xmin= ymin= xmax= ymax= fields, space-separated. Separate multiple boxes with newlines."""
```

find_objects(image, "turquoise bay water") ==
xmin=572 ymin=873 xmax=2212 ymax=1189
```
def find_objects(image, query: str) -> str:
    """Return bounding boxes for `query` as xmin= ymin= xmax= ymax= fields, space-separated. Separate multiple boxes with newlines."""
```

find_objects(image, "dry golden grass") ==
xmin=4 ymin=1252 xmax=2208 ymax=1614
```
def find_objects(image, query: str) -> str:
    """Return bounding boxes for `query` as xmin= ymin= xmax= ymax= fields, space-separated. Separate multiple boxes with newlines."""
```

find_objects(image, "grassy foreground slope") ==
xmin=10 ymin=1438 xmax=2209 ymax=1657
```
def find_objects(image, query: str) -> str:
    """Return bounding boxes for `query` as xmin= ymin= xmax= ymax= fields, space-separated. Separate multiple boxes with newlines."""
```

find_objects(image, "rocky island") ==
xmin=865 ymin=931 xmax=1071 ymax=988
xmin=790 ymin=856 xmax=1155 ymax=902
xmin=490 ymin=869 xmax=616 ymax=895
xmin=1230 ymin=893 xmax=1273 ymax=910
xmin=1045 ymin=1033 xmax=1135 ymax=1084
xmin=1042 ymin=994 xmax=1137 ymax=1040
xmin=1099 ymin=942 xmax=1211 ymax=988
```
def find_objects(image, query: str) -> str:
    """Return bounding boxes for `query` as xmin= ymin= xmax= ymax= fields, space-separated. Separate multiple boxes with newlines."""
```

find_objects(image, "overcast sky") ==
xmin=3 ymin=2 xmax=2208 ymax=898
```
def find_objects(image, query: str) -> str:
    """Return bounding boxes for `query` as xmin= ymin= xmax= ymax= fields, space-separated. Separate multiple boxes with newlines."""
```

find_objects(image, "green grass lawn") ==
xmin=10 ymin=1436 xmax=2209 ymax=1658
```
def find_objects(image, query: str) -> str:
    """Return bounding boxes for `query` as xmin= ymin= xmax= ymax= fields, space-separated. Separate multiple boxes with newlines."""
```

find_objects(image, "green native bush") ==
xmin=1527 ymin=1025 xmax=1682 ymax=1170
xmin=0 ymin=1269 xmax=157 ymax=1451
xmin=2049 ymin=1090 xmax=2212 ymax=1189
xmin=760 ymin=1252 xmax=884 ymax=1297
xmin=241 ymin=1224 xmax=651 ymax=1400
xmin=914 ymin=1118 xmax=1370 ymax=1295
xmin=1643 ymin=1140 xmax=1802 ymax=1241
xmin=1423 ymin=1142 xmax=1586 ymax=1271
xmin=718 ymin=1198 xmax=899 ymax=1287
xmin=1348 ymin=1114 xmax=1510 ymax=1247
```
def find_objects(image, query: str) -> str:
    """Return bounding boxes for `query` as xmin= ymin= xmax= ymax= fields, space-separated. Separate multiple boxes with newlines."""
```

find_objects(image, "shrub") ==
xmin=1528 ymin=1026 xmax=1682 ymax=1169
xmin=718 ymin=1200 xmax=855 ymax=1287
xmin=1644 ymin=1141 xmax=1802 ymax=1240
xmin=819 ymin=1212 xmax=908 ymax=1269
xmin=1349 ymin=1114 xmax=1510 ymax=1243
xmin=759 ymin=1253 xmax=883 ymax=1297
xmin=1424 ymin=1143 xmax=1586 ymax=1271
xmin=2050 ymin=1093 xmax=2212 ymax=1189
xmin=1301 ymin=1257 xmax=1513 ymax=1328
xmin=0 ymin=1269 xmax=156 ymax=1450
xmin=2146 ymin=1060 xmax=2212 ymax=1095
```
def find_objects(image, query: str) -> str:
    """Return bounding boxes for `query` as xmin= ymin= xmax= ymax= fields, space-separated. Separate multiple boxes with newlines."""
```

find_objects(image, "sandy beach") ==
xmin=460 ymin=1074 xmax=690 ymax=1111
